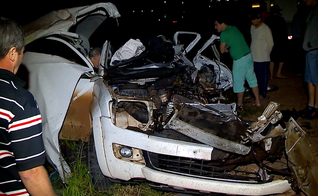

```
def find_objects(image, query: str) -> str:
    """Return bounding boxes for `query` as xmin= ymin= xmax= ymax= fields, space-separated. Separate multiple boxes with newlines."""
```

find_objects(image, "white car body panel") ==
xmin=21 ymin=2 xmax=318 ymax=195
xmin=23 ymin=3 xmax=120 ymax=45
xmin=22 ymin=3 xmax=120 ymax=178
xmin=88 ymin=80 xmax=292 ymax=195
xmin=173 ymin=31 xmax=201 ymax=56
xmin=193 ymin=34 xmax=233 ymax=91
xmin=142 ymin=167 xmax=291 ymax=195
xmin=23 ymin=52 xmax=91 ymax=178
xmin=90 ymin=79 xmax=214 ymax=178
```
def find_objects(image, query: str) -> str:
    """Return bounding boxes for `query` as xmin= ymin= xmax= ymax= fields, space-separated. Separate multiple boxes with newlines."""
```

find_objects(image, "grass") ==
xmin=62 ymin=159 xmax=98 ymax=196
xmin=49 ymin=140 xmax=175 ymax=196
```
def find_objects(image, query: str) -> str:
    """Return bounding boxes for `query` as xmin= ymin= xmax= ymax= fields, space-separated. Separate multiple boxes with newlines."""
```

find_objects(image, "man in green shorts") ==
xmin=215 ymin=16 xmax=261 ymax=112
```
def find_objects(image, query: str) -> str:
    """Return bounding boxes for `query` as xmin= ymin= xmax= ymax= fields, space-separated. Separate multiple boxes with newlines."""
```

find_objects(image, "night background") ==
xmin=1 ymin=0 xmax=308 ymax=63
xmin=2 ymin=0 xmax=282 ymax=40
xmin=2 ymin=0 xmax=305 ymax=69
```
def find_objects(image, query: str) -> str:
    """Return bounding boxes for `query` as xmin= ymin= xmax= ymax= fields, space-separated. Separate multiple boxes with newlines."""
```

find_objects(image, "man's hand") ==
xmin=19 ymin=165 xmax=57 ymax=196
xmin=220 ymin=42 xmax=228 ymax=53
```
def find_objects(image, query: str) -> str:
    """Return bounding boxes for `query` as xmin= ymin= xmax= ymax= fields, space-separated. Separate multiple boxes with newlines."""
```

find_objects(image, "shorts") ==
xmin=305 ymin=49 xmax=318 ymax=85
xmin=232 ymin=53 xmax=258 ymax=93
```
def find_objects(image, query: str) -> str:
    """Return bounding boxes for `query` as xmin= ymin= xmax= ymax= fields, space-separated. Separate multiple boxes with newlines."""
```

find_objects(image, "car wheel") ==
xmin=88 ymin=132 xmax=114 ymax=192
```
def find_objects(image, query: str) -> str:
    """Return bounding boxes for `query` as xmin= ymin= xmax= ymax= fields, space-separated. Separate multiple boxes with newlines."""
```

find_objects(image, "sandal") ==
xmin=237 ymin=105 xmax=244 ymax=112
xmin=244 ymin=96 xmax=252 ymax=100
xmin=276 ymin=75 xmax=287 ymax=79
xmin=252 ymin=103 xmax=262 ymax=108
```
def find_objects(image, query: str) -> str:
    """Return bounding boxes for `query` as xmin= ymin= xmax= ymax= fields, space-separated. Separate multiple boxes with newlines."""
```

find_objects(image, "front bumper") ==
xmin=142 ymin=167 xmax=291 ymax=195
xmin=98 ymin=116 xmax=291 ymax=195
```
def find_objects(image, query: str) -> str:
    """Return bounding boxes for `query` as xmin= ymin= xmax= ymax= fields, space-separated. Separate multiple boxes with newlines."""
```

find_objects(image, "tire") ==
xmin=88 ymin=132 xmax=114 ymax=192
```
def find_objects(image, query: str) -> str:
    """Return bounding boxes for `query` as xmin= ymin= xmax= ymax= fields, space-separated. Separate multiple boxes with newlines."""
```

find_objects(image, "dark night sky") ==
xmin=3 ymin=1 xmax=251 ymax=24
xmin=1 ymin=1 xmax=252 ymax=40
xmin=2 ymin=1 xmax=105 ymax=25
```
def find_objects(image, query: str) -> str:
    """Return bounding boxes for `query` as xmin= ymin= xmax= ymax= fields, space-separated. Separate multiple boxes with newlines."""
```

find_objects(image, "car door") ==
xmin=22 ymin=36 xmax=96 ymax=178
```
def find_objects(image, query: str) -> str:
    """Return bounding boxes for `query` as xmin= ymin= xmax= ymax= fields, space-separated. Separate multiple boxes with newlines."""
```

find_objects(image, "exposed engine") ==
xmin=103 ymin=34 xmax=306 ymax=193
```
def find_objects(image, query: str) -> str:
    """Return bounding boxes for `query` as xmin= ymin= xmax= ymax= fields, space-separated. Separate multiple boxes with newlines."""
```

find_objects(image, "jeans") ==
xmin=250 ymin=61 xmax=269 ymax=98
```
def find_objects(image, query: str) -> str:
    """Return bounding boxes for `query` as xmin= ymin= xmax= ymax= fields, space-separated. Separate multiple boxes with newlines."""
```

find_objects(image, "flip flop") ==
xmin=276 ymin=75 xmax=287 ymax=79
xmin=244 ymin=96 xmax=252 ymax=100
xmin=252 ymin=103 xmax=262 ymax=108
xmin=259 ymin=96 xmax=265 ymax=100
xmin=268 ymin=85 xmax=279 ymax=92
xmin=236 ymin=105 xmax=244 ymax=112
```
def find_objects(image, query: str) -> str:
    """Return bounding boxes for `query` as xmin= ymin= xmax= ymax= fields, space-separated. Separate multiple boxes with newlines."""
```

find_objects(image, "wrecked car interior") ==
xmin=20 ymin=2 xmax=318 ymax=196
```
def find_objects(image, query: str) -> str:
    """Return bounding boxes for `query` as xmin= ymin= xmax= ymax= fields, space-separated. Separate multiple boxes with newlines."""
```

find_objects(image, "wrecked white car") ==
xmin=20 ymin=2 xmax=317 ymax=196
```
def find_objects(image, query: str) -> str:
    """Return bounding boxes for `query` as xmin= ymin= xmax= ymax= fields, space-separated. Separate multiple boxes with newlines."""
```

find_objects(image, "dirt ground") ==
xmin=239 ymin=62 xmax=318 ymax=196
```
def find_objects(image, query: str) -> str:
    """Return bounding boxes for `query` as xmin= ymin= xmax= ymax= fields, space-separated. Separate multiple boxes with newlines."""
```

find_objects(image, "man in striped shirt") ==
xmin=0 ymin=18 xmax=57 ymax=196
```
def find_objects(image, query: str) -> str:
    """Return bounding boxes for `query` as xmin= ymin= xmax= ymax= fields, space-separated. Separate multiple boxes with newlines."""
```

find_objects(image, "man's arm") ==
xmin=19 ymin=165 xmax=57 ymax=196
xmin=265 ymin=27 xmax=274 ymax=52
xmin=220 ymin=42 xmax=228 ymax=53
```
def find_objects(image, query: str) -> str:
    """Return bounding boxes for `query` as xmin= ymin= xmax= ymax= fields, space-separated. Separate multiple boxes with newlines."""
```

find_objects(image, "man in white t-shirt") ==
xmin=250 ymin=11 xmax=274 ymax=99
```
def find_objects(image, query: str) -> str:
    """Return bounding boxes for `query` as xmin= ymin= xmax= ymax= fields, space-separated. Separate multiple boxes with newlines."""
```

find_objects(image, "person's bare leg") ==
xmin=237 ymin=92 xmax=244 ymax=106
xmin=251 ymin=86 xmax=261 ymax=106
xmin=276 ymin=62 xmax=286 ymax=78
xmin=269 ymin=61 xmax=275 ymax=79
xmin=315 ymin=85 xmax=318 ymax=108
xmin=308 ymin=82 xmax=315 ymax=107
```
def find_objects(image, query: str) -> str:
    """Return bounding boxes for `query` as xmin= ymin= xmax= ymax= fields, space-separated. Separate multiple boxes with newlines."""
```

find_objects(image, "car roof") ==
xmin=23 ymin=2 xmax=121 ymax=45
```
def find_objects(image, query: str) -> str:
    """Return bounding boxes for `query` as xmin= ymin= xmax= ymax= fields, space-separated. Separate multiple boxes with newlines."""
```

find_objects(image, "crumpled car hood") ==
xmin=22 ymin=52 xmax=91 ymax=178
xmin=23 ymin=2 xmax=121 ymax=45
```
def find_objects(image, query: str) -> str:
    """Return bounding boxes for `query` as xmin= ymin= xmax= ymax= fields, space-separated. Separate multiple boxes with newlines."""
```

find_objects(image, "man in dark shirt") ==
xmin=265 ymin=5 xmax=288 ymax=79
xmin=299 ymin=0 xmax=318 ymax=119
xmin=0 ymin=17 xmax=57 ymax=195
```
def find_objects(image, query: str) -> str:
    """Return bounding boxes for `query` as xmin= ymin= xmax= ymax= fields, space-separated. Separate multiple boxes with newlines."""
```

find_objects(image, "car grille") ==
xmin=145 ymin=151 xmax=262 ymax=183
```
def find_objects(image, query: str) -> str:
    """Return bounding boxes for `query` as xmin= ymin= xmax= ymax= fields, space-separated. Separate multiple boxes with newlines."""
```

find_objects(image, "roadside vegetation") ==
xmin=48 ymin=140 xmax=175 ymax=196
